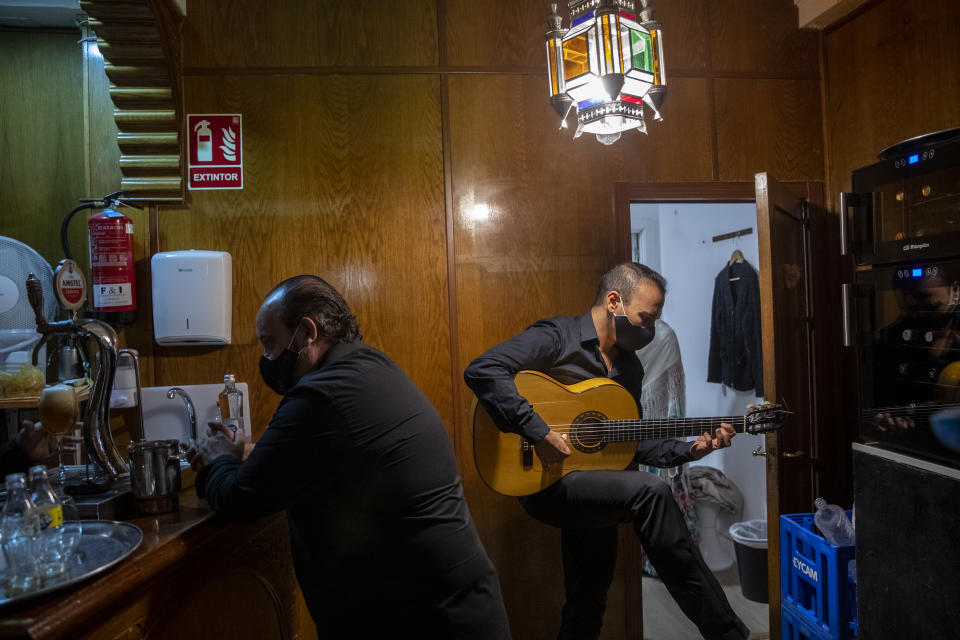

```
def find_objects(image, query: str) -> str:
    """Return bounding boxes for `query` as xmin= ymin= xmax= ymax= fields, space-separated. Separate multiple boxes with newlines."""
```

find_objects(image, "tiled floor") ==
xmin=641 ymin=565 xmax=770 ymax=640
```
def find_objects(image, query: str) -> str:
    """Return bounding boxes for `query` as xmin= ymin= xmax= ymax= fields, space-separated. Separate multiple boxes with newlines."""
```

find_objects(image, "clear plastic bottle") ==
xmin=218 ymin=374 xmax=245 ymax=438
xmin=1 ymin=473 xmax=41 ymax=594
xmin=813 ymin=497 xmax=855 ymax=546
xmin=28 ymin=465 xmax=67 ymax=579
xmin=49 ymin=470 xmax=83 ymax=565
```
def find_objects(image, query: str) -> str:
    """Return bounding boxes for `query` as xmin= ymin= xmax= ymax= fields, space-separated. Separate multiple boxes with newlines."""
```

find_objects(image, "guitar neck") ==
xmin=603 ymin=417 xmax=745 ymax=443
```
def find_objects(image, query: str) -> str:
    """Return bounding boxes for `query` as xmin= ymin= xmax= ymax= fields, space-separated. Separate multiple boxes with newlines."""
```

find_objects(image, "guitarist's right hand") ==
xmin=534 ymin=430 xmax=571 ymax=466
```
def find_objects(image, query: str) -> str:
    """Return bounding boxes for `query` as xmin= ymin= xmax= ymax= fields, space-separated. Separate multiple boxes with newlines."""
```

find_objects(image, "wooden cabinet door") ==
xmin=755 ymin=172 xmax=816 ymax=638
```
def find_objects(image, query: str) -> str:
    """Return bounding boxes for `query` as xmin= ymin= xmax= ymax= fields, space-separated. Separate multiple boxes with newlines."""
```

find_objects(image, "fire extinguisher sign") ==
xmin=187 ymin=114 xmax=243 ymax=190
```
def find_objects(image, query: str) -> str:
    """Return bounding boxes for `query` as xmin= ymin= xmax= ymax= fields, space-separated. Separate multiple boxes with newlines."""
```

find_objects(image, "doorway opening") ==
xmin=629 ymin=199 xmax=770 ymax=638
xmin=631 ymin=200 xmax=767 ymax=518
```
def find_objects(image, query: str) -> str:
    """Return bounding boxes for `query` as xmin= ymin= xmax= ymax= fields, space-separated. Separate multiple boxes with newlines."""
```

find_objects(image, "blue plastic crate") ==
xmin=783 ymin=602 xmax=833 ymax=640
xmin=780 ymin=513 xmax=857 ymax=639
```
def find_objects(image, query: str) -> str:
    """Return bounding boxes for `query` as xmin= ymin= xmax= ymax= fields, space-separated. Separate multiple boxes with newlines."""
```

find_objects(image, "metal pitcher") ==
xmin=128 ymin=439 xmax=182 ymax=514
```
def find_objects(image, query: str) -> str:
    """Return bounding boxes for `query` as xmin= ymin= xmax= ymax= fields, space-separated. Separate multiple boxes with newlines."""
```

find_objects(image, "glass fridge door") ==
xmin=857 ymin=260 xmax=960 ymax=468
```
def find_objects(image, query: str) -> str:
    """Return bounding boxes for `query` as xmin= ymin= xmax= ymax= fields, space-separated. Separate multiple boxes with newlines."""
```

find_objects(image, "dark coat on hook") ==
xmin=707 ymin=260 xmax=764 ymax=397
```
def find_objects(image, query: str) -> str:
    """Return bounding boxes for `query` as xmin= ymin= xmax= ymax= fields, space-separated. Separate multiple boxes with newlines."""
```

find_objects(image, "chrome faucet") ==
xmin=166 ymin=387 xmax=198 ymax=444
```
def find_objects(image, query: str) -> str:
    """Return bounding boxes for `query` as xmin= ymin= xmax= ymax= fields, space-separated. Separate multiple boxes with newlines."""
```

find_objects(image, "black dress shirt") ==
xmin=197 ymin=340 xmax=499 ymax=628
xmin=465 ymin=312 xmax=695 ymax=468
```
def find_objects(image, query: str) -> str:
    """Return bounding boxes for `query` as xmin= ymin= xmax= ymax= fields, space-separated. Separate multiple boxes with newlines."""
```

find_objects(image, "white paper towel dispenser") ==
xmin=151 ymin=250 xmax=232 ymax=345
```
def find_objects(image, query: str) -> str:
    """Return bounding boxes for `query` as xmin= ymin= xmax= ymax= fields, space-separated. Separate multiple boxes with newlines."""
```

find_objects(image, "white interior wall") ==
xmin=631 ymin=202 xmax=767 ymax=527
xmin=630 ymin=207 xmax=661 ymax=273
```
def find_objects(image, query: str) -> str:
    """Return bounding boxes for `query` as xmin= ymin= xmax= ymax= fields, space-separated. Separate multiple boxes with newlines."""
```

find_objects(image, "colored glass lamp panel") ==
xmin=546 ymin=35 xmax=566 ymax=98
xmin=571 ymin=9 xmax=595 ymax=27
xmin=620 ymin=17 xmax=665 ymax=109
xmin=621 ymin=22 xmax=655 ymax=77
xmin=594 ymin=12 xmax=625 ymax=77
xmin=629 ymin=22 xmax=666 ymax=114
xmin=561 ymin=21 xmax=597 ymax=82
xmin=562 ymin=25 xmax=601 ymax=103
xmin=569 ymin=12 xmax=625 ymax=81
xmin=650 ymin=26 xmax=665 ymax=86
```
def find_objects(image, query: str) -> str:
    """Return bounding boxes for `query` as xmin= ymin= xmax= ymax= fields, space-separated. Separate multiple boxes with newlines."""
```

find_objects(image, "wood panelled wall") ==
xmin=162 ymin=2 xmax=822 ymax=638
xmin=821 ymin=0 xmax=960 ymax=208
xmin=0 ymin=31 xmax=84 ymax=267
xmin=2 ymin=1 xmax=825 ymax=638
xmin=0 ymin=29 xmax=122 ymax=282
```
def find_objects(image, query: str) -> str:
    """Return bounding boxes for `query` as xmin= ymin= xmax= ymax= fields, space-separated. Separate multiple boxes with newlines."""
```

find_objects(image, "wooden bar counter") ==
xmin=0 ymin=491 xmax=317 ymax=640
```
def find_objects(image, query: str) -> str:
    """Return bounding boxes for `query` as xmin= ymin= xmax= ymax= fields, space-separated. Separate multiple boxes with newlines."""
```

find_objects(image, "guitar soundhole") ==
xmin=571 ymin=411 xmax=608 ymax=453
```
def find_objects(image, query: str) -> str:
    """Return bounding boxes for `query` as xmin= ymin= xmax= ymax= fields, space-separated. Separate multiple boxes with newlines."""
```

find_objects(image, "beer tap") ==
xmin=26 ymin=271 xmax=128 ymax=480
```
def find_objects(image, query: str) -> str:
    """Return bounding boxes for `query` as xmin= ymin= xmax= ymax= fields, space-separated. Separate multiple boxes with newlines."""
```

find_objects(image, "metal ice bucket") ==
xmin=128 ymin=439 xmax=182 ymax=514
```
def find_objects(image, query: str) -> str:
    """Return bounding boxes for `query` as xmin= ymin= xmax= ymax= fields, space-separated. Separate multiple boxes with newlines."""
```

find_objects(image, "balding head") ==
xmin=594 ymin=262 xmax=666 ymax=306
xmin=259 ymin=275 xmax=361 ymax=344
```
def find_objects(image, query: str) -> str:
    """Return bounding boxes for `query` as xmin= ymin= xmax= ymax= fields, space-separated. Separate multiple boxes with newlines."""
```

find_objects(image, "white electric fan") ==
xmin=0 ymin=236 xmax=58 ymax=361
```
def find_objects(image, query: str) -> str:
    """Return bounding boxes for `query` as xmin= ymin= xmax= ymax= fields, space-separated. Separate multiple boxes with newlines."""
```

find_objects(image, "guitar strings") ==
xmin=540 ymin=423 xmax=742 ymax=430
xmin=540 ymin=419 xmax=742 ymax=428
xmin=539 ymin=421 xmax=751 ymax=438
xmin=527 ymin=401 xmax=957 ymax=440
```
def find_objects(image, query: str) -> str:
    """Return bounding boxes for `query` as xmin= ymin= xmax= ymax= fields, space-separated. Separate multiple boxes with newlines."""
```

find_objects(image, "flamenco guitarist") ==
xmin=465 ymin=262 xmax=750 ymax=640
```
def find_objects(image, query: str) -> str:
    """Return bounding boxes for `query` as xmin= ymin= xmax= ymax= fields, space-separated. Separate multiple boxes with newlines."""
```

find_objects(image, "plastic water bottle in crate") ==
xmin=780 ymin=512 xmax=857 ymax=639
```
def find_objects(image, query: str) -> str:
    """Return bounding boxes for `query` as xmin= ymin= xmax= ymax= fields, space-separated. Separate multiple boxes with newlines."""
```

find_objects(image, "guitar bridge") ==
xmin=521 ymin=439 xmax=533 ymax=470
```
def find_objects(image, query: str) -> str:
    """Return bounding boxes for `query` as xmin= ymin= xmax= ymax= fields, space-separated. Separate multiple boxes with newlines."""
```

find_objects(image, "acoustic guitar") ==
xmin=472 ymin=370 xmax=788 ymax=496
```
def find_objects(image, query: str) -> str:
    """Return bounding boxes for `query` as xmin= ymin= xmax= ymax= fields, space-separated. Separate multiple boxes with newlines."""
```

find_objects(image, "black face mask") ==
xmin=612 ymin=293 xmax=656 ymax=352
xmin=259 ymin=326 xmax=303 ymax=395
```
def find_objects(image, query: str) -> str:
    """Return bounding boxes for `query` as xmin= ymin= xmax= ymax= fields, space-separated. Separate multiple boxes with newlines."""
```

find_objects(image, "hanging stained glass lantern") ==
xmin=545 ymin=0 xmax=666 ymax=145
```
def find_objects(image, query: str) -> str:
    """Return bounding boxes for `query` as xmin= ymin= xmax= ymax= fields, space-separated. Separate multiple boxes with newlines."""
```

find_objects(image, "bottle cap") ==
xmin=224 ymin=374 xmax=236 ymax=383
xmin=5 ymin=472 xmax=26 ymax=486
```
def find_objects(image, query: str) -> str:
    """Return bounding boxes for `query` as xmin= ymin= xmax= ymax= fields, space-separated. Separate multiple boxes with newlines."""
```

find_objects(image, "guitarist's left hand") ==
xmin=690 ymin=422 xmax=735 ymax=461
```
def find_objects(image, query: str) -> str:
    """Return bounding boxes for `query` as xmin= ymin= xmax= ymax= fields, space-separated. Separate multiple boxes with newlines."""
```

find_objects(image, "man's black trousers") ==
xmin=519 ymin=469 xmax=750 ymax=640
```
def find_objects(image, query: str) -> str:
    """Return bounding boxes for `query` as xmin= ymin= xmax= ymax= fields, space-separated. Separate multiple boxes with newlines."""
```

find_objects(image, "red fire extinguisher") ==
xmin=61 ymin=191 xmax=141 ymax=327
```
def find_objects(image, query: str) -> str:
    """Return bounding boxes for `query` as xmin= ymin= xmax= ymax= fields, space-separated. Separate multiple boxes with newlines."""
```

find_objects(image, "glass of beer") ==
xmin=38 ymin=384 xmax=78 ymax=434
xmin=38 ymin=384 xmax=82 ymax=485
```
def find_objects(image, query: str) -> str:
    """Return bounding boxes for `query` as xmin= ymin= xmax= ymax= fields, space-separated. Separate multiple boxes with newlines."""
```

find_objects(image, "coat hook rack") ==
xmin=711 ymin=227 xmax=753 ymax=243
